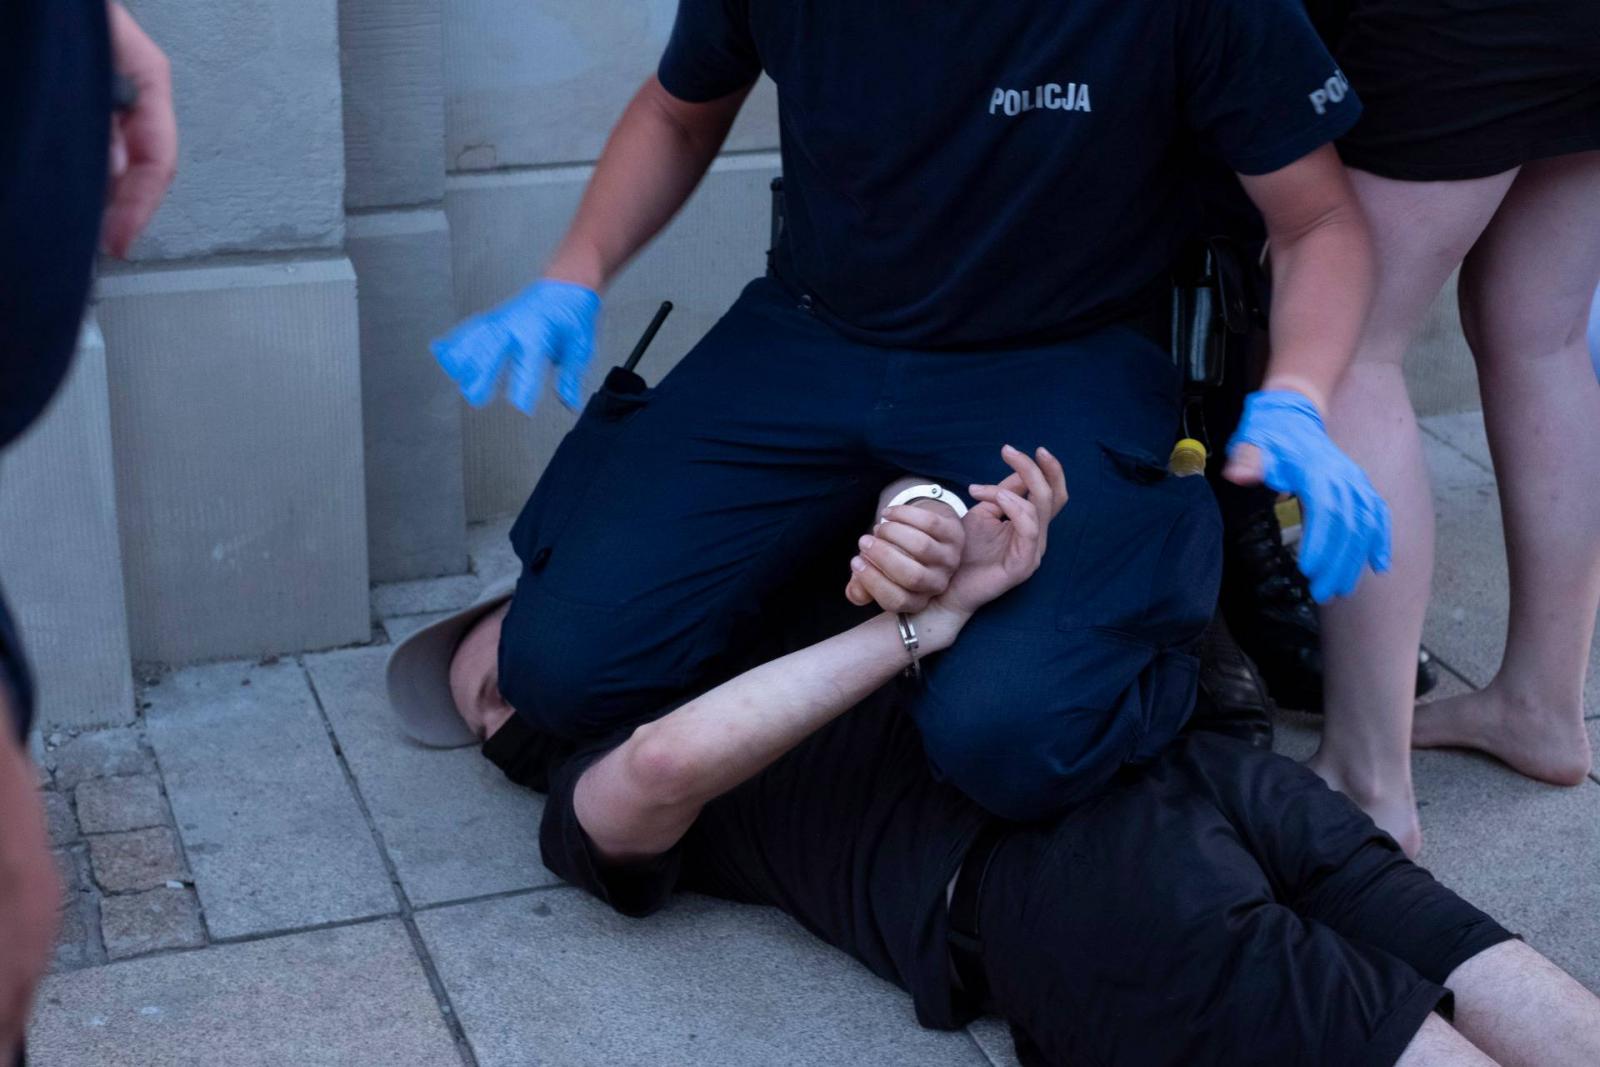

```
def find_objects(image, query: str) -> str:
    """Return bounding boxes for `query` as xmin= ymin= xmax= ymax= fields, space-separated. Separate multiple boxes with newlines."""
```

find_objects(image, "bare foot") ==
xmin=1413 ymin=684 xmax=1592 ymax=786
xmin=1307 ymin=754 xmax=1424 ymax=858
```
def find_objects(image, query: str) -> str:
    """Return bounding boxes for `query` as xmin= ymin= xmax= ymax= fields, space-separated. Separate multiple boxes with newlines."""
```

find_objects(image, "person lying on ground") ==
xmin=387 ymin=446 xmax=1600 ymax=1067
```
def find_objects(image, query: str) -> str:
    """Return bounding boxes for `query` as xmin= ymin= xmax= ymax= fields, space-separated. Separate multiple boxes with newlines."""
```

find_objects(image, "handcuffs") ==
xmin=882 ymin=484 xmax=968 ymax=679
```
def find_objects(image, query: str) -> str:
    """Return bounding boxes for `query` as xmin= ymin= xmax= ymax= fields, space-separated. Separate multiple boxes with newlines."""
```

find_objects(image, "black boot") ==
xmin=1220 ymin=503 xmax=1437 ymax=713
xmin=1188 ymin=613 xmax=1275 ymax=750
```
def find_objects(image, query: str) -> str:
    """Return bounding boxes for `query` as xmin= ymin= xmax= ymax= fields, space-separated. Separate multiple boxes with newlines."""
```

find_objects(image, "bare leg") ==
xmin=1396 ymin=1015 xmax=1499 ymax=1066
xmin=1316 ymin=168 xmax=1518 ymax=856
xmin=1445 ymin=940 xmax=1600 ymax=1067
xmin=1414 ymin=152 xmax=1600 ymax=783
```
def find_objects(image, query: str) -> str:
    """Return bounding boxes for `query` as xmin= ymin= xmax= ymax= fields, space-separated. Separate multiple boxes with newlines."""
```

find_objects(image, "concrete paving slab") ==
xmin=1421 ymin=411 xmax=1493 ymax=471
xmin=373 ymin=573 xmax=484 ymax=619
xmin=145 ymin=660 xmax=395 ymax=939
xmin=419 ymin=890 xmax=988 ymax=1067
xmin=967 ymin=1018 xmax=1021 ymax=1067
xmin=305 ymin=646 xmax=556 ymax=907
xmin=382 ymin=611 xmax=457 ymax=645
xmin=1413 ymin=751 xmax=1600 ymax=992
xmin=28 ymin=920 xmax=460 ymax=1066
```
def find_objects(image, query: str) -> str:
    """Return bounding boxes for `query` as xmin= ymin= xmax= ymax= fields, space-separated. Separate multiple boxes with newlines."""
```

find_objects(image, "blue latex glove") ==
xmin=431 ymin=280 xmax=601 ymax=413
xmin=1227 ymin=390 xmax=1392 ymax=603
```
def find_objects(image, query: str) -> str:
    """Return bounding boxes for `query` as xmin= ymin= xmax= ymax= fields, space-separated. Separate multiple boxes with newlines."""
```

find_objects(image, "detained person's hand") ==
xmin=846 ymin=491 xmax=967 ymax=613
xmin=1224 ymin=389 xmax=1391 ymax=603
xmin=936 ymin=445 xmax=1067 ymax=619
xmin=103 ymin=3 xmax=177 ymax=258
xmin=431 ymin=279 xmax=601 ymax=414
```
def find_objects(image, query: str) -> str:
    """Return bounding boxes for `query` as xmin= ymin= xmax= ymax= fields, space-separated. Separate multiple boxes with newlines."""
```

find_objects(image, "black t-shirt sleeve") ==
xmin=538 ymin=741 xmax=685 ymax=918
xmin=656 ymin=0 xmax=762 ymax=103
xmin=1177 ymin=0 xmax=1361 ymax=175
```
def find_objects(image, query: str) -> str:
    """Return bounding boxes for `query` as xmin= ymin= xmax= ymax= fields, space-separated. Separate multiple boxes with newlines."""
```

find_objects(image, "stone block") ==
xmin=443 ymin=1 xmax=778 ymax=172
xmin=340 ymin=0 xmax=446 ymax=208
xmin=88 ymin=828 xmax=187 ymax=894
xmin=446 ymin=154 xmax=779 ymax=518
xmin=305 ymin=646 xmax=555 ymax=906
xmin=97 ymin=258 xmax=370 ymax=663
xmin=118 ymin=0 xmax=346 ymax=260
xmin=99 ymin=887 xmax=206 ymax=960
xmin=29 ymin=921 xmax=459 ymax=1065
xmin=467 ymin=516 xmax=517 ymax=584
xmin=381 ymin=610 xmax=455 ymax=644
xmin=145 ymin=659 xmax=395 ymax=938
xmin=52 ymin=847 xmax=92 ymax=972
xmin=43 ymin=791 xmax=78 ymax=847
xmin=347 ymin=209 xmax=468 ymax=581
xmin=1405 ymin=273 xmax=1481 ymax=417
xmin=0 ymin=318 xmax=135 ymax=730
xmin=75 ymin=775 xmax=167 ymax=835
xmin=372 ymin=573 xmax=483 ymax=619
xmin=417 ymin=891 xmax=989 ymax=1066
xmin=47 ymin=728 xmax=153 ymax=791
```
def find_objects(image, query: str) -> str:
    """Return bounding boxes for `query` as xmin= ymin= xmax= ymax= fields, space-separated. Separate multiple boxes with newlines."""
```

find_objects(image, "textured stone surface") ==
xmin=0 ymin=318 xmax=135 ymax=730
xmin=348 ymin=210 xmax=469 ymax=582
xmin=340 ymin=0 xmax=446 ymax=208
xmin=52 ymin=848 xmax=92 ymax=972
xmin=29 ymin=921 xmax=459 ymax=1065
xmin=443 ymin=1 xmax=778 ymax=171
xmin=446 ymin=154 xmax=779 ymax=519
xmin=419 ymin=891 xmax=988 ymax=1066
xmin=48 ymin=729 xmax=153 ymax=791
xmin=43 ymin=791 xmax=78 ymax=846
xmin=75 ymin=775 xmax=167 ymax=835
xmin=1405 ymin=272 xmax=1481 ymax=417
xmin=371 ymin=573 xmax=482 ymax=619
xmin=99 ymin=888 xmax=206 ymax=961
xmin=145 ymin=659 xmax=394 ymax=938
xmin=98 ymin=259 xmax=370 ymax=663
xmin=467 ymin=517 xmax=517 ymax=584
xmin=305 ymin=646 xmax=555 ymax=906
xmin=117 ymin=0 xmax=346 ymax=260
xmin=88 ymin=828 xmax=187 ymax=894
xmin=967 ymin=1018 xmax=1021 ymax=1067
xmin=381 ymin=611 xmax=456 ymax=645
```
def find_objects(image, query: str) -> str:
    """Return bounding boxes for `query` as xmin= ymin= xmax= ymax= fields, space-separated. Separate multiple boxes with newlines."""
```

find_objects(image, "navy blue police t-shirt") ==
xmin=659 ymin=0 xmax=1360 ymax=348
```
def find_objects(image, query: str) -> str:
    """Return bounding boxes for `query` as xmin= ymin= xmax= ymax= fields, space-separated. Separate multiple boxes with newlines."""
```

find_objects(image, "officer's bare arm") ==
xmin=1239 ymin=144 xmax=1376 ymax=413
xmin=544 ymin=76 xmax=752 ymax=293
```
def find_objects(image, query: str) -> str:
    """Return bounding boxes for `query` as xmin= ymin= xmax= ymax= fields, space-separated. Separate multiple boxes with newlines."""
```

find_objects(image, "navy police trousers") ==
xmin=499 ymin=278 xmax=1221 ymax=820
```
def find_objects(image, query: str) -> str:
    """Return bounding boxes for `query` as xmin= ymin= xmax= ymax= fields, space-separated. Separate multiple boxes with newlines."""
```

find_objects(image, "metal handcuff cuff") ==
xmin=881 ymin=484 xmax=968 ymax=680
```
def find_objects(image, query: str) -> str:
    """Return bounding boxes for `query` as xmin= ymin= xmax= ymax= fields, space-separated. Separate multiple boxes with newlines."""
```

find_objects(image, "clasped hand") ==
xmin=847 ymin=445 xmax=1068 ymax=619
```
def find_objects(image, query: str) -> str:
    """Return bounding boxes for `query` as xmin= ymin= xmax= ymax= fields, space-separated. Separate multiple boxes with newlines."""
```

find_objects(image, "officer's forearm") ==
xmin=545 ymin=75 xmax=751 ymax=293
xmin=1239 ymin=145 xmax=1375 ymax=413
xmin=1258 ymin=202 xmax=1373 ymax=412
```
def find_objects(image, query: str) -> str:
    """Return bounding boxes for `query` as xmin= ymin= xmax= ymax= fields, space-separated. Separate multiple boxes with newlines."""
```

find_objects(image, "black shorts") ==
xmin=1333 ymin=0 xmax=1600 ymax=180
xmin=975 ymin=735 xmax=1514 ymax=1067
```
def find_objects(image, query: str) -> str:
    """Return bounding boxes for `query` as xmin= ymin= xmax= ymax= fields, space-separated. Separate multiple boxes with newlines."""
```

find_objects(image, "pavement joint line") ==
xmin=1418 ymin=419 xmax=1495 ymax=477
xmin=1424 ymin=649 xmax=1485 ymax=693
xmin=299 ymin=656 xmax=482 ymax=1067
xmin=203 ymin=909 xmax=399 ymax=948
xmin=411 ymin=881 xmax=576 ymax=916
xmin=963 ymin=1026 xmax=1002 ymax=1067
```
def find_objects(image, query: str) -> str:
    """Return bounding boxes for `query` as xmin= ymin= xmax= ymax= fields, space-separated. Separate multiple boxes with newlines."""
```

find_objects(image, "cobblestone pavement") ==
xmin=26 ymin=412 xmax=1600 ymax=1066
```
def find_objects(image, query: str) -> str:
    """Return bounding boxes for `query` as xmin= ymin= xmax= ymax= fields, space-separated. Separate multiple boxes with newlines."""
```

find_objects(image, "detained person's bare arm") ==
xmin=573 ymin=446 xmax=1068 ymax=866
